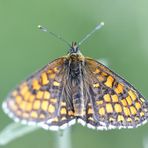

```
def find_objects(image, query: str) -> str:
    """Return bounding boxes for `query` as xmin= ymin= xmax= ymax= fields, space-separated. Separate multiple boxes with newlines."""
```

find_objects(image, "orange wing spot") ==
xmin=49 ymin=74 xmax=56 ymax=79
xmin=93 ymin=83 xmax=100 ymax=88
xmin=117 ymin=115 xmax=124 ymax=122
xmin=44 ymin=91 xmax=50 ymax=99
xmin=12 ymin=90 xmax=18 ymax=96
xmin=36 ymin=91 xmax=44 ymax=99
xmin=20 ymin=85 xmax=28 ymax=95
xmin=39 ymin=114 xmax=46 ymax=119
xmin=104 ymin=76 xmax=114 ymax=88
xmin=24 ymin=91 xmax=31 ymax=101
xmin=22 ymin=113 xmax=29 ymax=118
xmin=98 ymin=107 xmax=105 ymax=116
xmin=121 ymin=99 xmax=128 ymax=106
xmin=20 ymin=82 xmax=27 ymax=89
xmin=104 ymin=94 xmax=111 ymax=102
xmin=109 ymin=117 xmax=115 ymax=122
xmin=28 ymin=94 xmax=35 ymax=102
xmin=61 ymin=101 xmax=66 ymax=106
xmin=32 ymin=79 xmax=41 ymax=90
xmin=47 ymin=69 xmax=52 ymax=74
xmin=33 ymin=100 xmax=40 ymax=110
xmin=127 ymin=117 xmax=132 ymax=122
xmin=135 ymin=102 xmax=141 ymax=110
xmin=15 ymin=95 xmax=22 ymax=104
xmin=114 ymin=104 xmax=122 ymax=113
xmin=140 ymin=112 xmax=144 ymax=117
xmin=123 ymin=107 xmax=130 ymax=116
xmin=94 ymin=68 xmax=100 ymax=74
xmin=19 ymin=101 xmax=26 ymax=111
xmin=25 ymin=103 xmax=32 ymax=111
xmin=16 ymin=110 xmax=21 ymax=116
xmin=88 ymin=117 xmax=95 ymax=121
xmin=60 ymin=108 xmax=67 ymax=114
xmin=88 ymin=108 xmax=93 ymax=114
xmin=68 ymin=110 xmax=74 ymax=116
xmin=115 ymin=83 xmax=124 ymax=94
xmin=140 ymin=98 xmax=145 ymax=102
xmin=126 ymin=96 xmax=132 ymax=106
xmin=41 ymin=101 xmax=48 ymax=111
xmin=52 ymin=117 xmax=58 ymax=122
xmin=97 ymin=75 xmax=105 ymax=81
xmin=19 ymin=101 xmax=26 ymax=110
xmin=48 ymin=104 xmax=55 ymax=113
xmin=96 ymin=100 xmax=103 ymax=105
xmin=61 ymin=117 xmax=67 ymax=121
xmin=53 ymin=67 xmax=59 ymax=72
xmin=9 ymin=100 xmax=17 ymax=111
xmin=53 ymin=81 xmax=60 ymax=86
xmin=31 ymin=111 xmax=38 ymax=118
xmin=101 ymin=72 xmax=108 ymax=76
xmin=130 ymin=106 xmax=137 ymax=115
xmin=41 ymin=72 xmax=49 ymax=85
xmin=50 ymin=98 xmax=57 ymax=103
xmin=128 ymin=90 xmax=137 ymax=101
xmin=135 ymin=117 xmax=139 ymax=121
xmin=106 ymin=103 xmax=113 ymax=113
xmin=111 ymin=94 xmax=118 ymax=102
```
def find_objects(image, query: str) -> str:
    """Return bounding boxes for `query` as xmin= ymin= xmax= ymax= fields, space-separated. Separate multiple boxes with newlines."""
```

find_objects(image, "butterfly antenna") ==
xmin=38 ymin=25 xmax=71 ymax=47
xmin=78 ymin=22 xmax=104 ymax=46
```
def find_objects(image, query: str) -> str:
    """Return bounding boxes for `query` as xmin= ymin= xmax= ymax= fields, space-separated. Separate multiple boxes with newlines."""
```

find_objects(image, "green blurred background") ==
xmin=0 ymin=0 xmax=148 ymax=148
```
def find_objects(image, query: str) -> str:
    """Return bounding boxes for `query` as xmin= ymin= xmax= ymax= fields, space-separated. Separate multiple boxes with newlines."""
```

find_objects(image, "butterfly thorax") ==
xmin=67 ymin=54 xmax=84 ymax=77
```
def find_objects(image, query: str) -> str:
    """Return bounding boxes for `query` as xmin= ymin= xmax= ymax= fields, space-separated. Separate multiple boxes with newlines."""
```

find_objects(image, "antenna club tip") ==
xmin=100 ymin=22 xmax=105 ymax=26
xmin=95 ymin=22 xmax=105 ymax=30
xmin=38 ymin=25 xmax=47 ymax=32
xmin=37 ymin=25 xmax=42 ymax=29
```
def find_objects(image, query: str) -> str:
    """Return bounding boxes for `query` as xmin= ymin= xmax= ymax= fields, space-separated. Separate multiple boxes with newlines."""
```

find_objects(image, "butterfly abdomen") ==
xmin=64 ymin=54 xmax=86 ymax=116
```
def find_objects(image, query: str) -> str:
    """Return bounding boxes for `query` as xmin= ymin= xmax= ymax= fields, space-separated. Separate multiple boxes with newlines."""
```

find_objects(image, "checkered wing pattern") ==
xmin=3 ymin=58 xmax=75 ymax=130
xmin=82 ymin=58 xmax=148 ymax=130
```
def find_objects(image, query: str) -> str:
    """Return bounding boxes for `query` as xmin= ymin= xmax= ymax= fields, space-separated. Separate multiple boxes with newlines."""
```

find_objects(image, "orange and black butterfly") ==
xmin=2 ymin=26 xmax=148 ymax=131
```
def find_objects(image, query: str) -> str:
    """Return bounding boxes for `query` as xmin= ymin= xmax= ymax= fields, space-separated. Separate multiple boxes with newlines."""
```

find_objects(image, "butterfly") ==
xmin=2 ymin=42 xmax=148 ymax=131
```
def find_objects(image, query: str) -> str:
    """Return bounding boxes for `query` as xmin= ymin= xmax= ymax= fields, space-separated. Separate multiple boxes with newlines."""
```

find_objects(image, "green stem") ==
xmin=56 ymin=128 xmax=72 ymax=148
xmin=0 ymin=122 xmax=38 ymax=145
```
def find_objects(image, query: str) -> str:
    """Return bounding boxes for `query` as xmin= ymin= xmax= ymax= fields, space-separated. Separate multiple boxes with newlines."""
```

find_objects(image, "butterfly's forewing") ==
xmin=3 ymin=58 xmax=75 ymax=130
xmin=83 ymin=58 xmax=148 ymax=130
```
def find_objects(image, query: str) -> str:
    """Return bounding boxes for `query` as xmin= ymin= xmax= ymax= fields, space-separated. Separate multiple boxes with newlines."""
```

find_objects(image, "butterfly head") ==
xmin=69 ymin=42 xmax=80 ymax=54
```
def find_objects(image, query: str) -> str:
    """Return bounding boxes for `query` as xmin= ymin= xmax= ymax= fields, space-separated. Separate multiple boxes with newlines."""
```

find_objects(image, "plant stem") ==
xmin=0 ymin=122 xmax=38 ymax=145
xmin=56 ymin=128 xmax=72 ymax=148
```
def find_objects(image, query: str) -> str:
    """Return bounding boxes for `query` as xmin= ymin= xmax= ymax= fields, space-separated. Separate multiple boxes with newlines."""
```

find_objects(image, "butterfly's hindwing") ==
xmin=82 ymin=58 xmax=148 ymax=129
xmin=3 ymin=58 xmax=75 ymax=129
